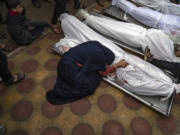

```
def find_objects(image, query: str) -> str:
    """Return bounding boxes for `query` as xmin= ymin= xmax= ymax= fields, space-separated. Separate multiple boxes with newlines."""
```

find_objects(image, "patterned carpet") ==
xmin=0 ymin=2 xmax=180 ymax=135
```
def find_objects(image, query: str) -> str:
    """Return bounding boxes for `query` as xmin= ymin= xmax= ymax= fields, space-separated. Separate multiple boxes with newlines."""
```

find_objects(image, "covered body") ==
xmin=79 ymin=10 xmax=174 ymax=62
xmin=54 ymin=14 xmax=179 ymax=101
xmin=112 ymin=0 xmax=180 ymax=44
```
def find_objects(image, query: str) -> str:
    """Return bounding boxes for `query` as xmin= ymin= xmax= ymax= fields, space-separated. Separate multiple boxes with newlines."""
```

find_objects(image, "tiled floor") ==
xmin=0 ymin=0 xmax=180 ymax=135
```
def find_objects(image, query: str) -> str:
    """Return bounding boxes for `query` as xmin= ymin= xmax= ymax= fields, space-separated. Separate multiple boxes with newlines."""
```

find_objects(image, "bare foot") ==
xmin=51 ymin=24 xmax=61 ymax=34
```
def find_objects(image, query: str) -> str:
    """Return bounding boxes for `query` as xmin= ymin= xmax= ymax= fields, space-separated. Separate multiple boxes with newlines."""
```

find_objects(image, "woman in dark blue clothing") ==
xmin=46 ymin=41 xmax=127 ymax=105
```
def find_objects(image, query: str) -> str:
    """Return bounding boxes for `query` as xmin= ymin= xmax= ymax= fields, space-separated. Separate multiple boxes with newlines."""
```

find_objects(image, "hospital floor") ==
xmin=0 ymin=1 xmax=180 ymax=135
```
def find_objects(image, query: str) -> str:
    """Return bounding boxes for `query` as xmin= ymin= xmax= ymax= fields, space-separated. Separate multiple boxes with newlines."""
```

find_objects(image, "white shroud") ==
xmin=130 ymin=0 xmax=180 ymax=16
xmin=112 ymin=0 xmax=180 ymax=44
xmin=55 ymin=14 xmax=179 ymax=100
xmin=78 ymin=10 xmax=174 ymax=62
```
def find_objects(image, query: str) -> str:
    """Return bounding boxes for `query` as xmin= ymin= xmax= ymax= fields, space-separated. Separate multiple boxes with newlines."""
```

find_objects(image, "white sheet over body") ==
xmin=54 ymin=14 xmax=180 ymax=100
xmin=112 ymin=0 xmax=180 ymax=43
xmin=130 ymin=0 xmax=180 ymax=16
xmin=79 ymin=10 xmax=174 ymax=62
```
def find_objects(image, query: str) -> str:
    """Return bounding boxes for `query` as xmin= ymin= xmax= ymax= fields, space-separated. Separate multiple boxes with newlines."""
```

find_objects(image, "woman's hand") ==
xmin=113 ymin=60 xmax=129 ymax=68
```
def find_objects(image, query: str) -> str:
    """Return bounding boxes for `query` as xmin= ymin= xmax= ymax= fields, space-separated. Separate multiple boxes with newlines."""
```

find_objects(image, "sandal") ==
xmin=6 ymin=72 xmax=25 ymax=86
xmin=0 ymin=44 xmax=16 ymax=52
xmin=51 ymin=25 xmax=61 ymax=34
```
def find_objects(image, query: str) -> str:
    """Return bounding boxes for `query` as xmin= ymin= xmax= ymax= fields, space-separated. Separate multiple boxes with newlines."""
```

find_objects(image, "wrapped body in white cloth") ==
xmin=130 ymin=0 xmax=180 ymax=16
xmin=54 ymin=13 xmax=180 ymax=100
xmin=112 ymin=0 xmax=180 ymax=44
xmin=78 ymin=9 xmax=175 ymax=62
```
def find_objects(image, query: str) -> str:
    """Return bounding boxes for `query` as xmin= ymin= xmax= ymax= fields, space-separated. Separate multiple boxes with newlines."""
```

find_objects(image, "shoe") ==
xmin=32 ymin=0 xmax=41 ymax=8
xmin=5 ymin=72 xmax=25 ymax=86
xmin=0 ymin=126 xmax=6 ymax=135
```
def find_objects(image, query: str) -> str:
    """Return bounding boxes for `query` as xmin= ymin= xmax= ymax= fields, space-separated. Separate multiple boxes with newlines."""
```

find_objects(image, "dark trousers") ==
xmin=29 ymin=26 xmax=45 ymax=40
xmin=51 ymin=0 xmax=67 ymax=24
xmin=151 ymin=59 xmax=180 ymax=79
xmin=0 ymin=12 xmax=2 ymax=23
xmin=0 ymin=50 xmax=12 ymax=82
xmin=74 ymin=0 xmax=80 ymax=7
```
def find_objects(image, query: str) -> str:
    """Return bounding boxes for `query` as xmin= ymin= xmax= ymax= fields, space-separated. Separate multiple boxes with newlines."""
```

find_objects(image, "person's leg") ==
xmin=0 ymin=50 xmax=13 ymax=82
xmin=0 ymin=12 xmax=3 ymax=24
xmin=51 ymin=0 xmax=67 ymax=33
xmin=32 ymin=0 xmax=41 ymax=8
xmin=175 ymin=0 xmax=179 ymax=3
xmin=0 ymin=12 xmax=6 ymax=39
xmin=144 ymin=47 xmax=180 ymax=79
xmin=51 ymin=0 xmax=67 ymax=25
xmin=150 ymin=59 xmax=177 ymax=71
xmin=29 ymin=26 xmax=45 ymax=40
xmin=74 ymin=0 xmax=80 ymax=9
xmin=150 ymin=59 xmax=180 ymax=80
xmin=0 ymin=50 xmax=25 ymax=85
